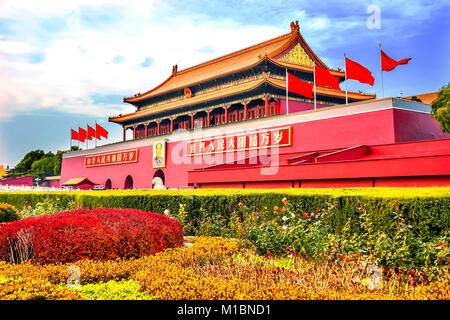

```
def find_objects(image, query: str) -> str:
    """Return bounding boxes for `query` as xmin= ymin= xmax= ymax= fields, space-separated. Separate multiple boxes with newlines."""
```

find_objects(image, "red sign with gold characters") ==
xmin=185 ymin=127 xmax=291 ymax=156
xmin=85 ymin=149 xmax=139 ymax=167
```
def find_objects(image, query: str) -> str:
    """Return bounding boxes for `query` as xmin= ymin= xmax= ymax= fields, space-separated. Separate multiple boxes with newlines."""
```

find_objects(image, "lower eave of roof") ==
xmin=110 ymin=78 xmax=374 ymax=124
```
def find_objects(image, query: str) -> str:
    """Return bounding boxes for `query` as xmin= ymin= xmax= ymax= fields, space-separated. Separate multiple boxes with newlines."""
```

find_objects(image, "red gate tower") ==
xmin=60 ymin=21 xmax=450 ymax=189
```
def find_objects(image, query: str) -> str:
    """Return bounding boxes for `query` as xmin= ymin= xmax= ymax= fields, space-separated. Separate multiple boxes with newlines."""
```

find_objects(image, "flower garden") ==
xmin=0 ymin=187 xmax=449 ymax=300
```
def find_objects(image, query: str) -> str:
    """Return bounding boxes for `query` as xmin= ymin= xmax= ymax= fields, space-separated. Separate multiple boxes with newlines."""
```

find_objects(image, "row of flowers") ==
xmin=231 ymin=197 xmax=450 ymax=279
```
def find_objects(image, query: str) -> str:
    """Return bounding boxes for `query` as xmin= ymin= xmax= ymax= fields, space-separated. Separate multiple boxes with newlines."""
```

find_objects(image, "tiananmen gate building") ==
xmin=60 ymin=21 xmax=450 ymax=189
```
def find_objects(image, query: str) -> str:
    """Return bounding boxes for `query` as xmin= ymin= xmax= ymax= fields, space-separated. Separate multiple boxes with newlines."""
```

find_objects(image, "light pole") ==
xmin=34 ymin=177 xmax=41 ymax=187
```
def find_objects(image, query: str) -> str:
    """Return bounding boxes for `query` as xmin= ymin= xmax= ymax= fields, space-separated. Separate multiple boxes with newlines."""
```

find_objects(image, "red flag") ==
xmin=87 ymin=125 xmax=96 ymax=140
xmin=71 ymin=129 xmax=79 ymax=141
xmin=287 ymin=72 xmax=313 ymax=98
xmin=78 ymin=127 xmax=87 ymax=143
xmin=315 ymin=65 xmax=341 ymax=91
xmin=345 ymin=58 xmax=375 ymax=86
xmin=381 ymin=50 xmax=411 ymax=72
xmin=96 ymin=123 xmax=109 ymax=140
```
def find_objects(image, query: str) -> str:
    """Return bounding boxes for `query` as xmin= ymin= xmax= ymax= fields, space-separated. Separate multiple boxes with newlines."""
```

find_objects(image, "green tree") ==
xmin=54 ymin=146 xmax=80 ymax=175
xmin=53 ymin=151 xmax=64 ymax=175
xmin=431 ymin=82 xmax=450 ymax=133
xmin=6 ymin=150 xmax=45 ymax=177
xmin=408 ymin=96 xmax=422 ymax=102
xmin=6 ymin=146 xmax=81 ymax=179
xmin=31 ymin=154 xmax=55 ymax=180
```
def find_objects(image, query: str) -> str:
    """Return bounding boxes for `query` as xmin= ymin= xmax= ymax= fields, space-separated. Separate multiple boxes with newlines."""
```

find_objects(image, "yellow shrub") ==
xmin=0 ymin=237 xmax=448 ymax=300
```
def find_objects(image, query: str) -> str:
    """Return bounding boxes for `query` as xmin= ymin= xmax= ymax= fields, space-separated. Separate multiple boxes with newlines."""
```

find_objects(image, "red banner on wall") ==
xmin=85 ymin=149 xmax=139 ymax=167
xmin=185 ymin=127 xmax=291 ymax=156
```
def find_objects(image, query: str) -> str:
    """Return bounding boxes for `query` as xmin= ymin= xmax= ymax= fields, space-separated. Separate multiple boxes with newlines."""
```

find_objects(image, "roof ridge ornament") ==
xmin=172 ymin=64 xmax=178 ymax=76
xmin=290 ymin=20 xmax=299 ymax=34
xmin=258 ymin=53 xmax=268 ymax=60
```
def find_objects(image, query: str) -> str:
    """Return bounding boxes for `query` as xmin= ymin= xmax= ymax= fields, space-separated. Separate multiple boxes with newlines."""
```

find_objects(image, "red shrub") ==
xmin=0 ymin=208 xmax=184 ymax=264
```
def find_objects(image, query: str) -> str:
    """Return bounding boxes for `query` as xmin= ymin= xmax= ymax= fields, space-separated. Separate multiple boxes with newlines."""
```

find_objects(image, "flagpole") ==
xmin=77 ymin=126 xmax=80 ymax=148
xmin=94 ymin=121 xmax=97 ymax=148
xmin=70 ymin=128 xmax=72 ymax=149
xmin=379 ymin=43 xmax=384 ymax=98
xmin=285 ymin=68 xmax=289 ymax=115
xmin=313 ymin=63 xmax=317 ymax=111
xmin=344 ymin=52 xmax=348 ymax=104
xmin=86 ymin=123 xmax=89 ymax=149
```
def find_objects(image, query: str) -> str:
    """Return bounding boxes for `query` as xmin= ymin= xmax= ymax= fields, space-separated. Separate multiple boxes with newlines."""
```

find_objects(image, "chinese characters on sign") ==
xmin=85 ymin=149 xmax=139 ymax=167
xmin=185 ymin=127 xmax=291 ymax=156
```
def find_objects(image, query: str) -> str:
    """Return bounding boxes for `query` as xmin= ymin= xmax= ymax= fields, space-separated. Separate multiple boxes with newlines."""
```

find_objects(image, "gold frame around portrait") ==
xmin=152 ymin=138 xmax=166 ymax=168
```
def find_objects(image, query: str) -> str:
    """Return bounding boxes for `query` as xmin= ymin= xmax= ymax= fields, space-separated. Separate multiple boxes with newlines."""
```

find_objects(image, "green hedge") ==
xmin=0 ymin=188 xmax=449 ymax=240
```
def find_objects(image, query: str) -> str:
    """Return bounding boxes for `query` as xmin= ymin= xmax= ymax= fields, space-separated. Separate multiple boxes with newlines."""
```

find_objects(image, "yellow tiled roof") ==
xmin=62 ymin=177 xmax=94 ymax=186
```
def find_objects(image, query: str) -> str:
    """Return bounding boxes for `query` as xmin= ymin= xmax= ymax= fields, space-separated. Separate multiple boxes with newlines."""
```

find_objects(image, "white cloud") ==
xmin=0 ymin=40 xmax=35 ymax=54
xmin=0 ymin=1 xmax=285 ymax=121
xmin=0 ymin=0 xmax=126 ymax=19
xmin=0 ymin=0 xmax=445 ymax=122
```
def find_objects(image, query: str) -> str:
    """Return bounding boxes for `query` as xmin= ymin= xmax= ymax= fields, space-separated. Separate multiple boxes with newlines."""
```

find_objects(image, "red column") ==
xmin=276 ymin=98 xmax=280 ymax=115
xmin=123 ymin=127 xmax=126 ymax=141
xmin=191 ymin=113 xmax=195 ymax=129
xmin=170 ymin=118 xmax=174 ymax=132
xmin=265 ymin=95 xmax=269 ymax=117
xmin=133 ymin=126 xmax=136 ymax=139
xmin=244 ymin=101 xmax=248 ymax=120
xmin=207 ymin=110 xmax=211 ymax=126
xmin=225 ymin=106 xmax=228 ymax=123
xmin=157 ymin=120 xmax=160 ymax=135
xmin=216 ymin=110 xmax=221 ymax=125
xmin=145 ymin=123 xmax=148 ymax=138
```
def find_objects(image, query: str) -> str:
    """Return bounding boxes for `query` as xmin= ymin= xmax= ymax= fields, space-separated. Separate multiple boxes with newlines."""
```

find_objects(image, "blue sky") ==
xmin=0 ymin=0 xmax=449 ymax=168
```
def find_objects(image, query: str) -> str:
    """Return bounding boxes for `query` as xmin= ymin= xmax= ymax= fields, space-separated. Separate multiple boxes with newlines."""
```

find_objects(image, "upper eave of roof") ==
xmin=124 ymin=21 xmax=339 ymax=104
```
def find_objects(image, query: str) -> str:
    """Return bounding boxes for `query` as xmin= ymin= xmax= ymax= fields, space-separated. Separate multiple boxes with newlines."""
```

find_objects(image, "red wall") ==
xmin=393 ymin=109 xmax=450 ymax=142
xmin=189 ymin=139 xmax=450 ymax=188
xmin=77 ymin=181 xmax=95 ymax=190
xmin=41 ymin=180 xmax=60 ymax=188
xmin=0 ymin=176 xmax=34 ymax=186
xmin=279 ymin=99 xmax=328 ymax=114
xmin=60 ymin=102 xmax=449 ymax=189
